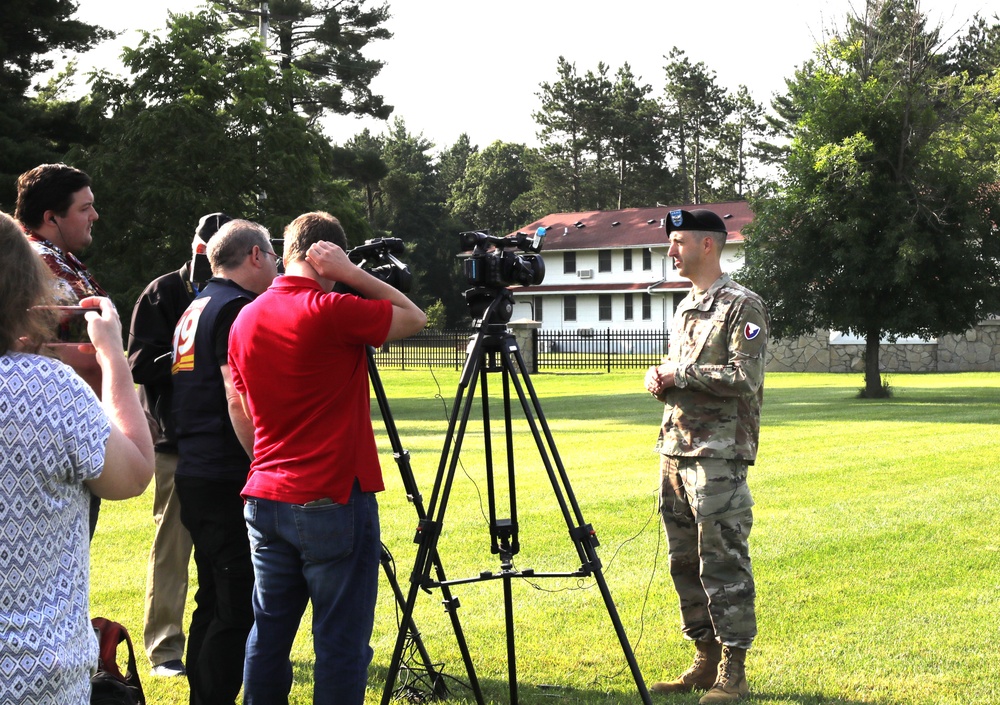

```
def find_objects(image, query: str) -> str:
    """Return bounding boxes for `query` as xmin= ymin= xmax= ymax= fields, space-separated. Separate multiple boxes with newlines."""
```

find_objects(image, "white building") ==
xmin=507 ymin=201 xmax=752 ymax=332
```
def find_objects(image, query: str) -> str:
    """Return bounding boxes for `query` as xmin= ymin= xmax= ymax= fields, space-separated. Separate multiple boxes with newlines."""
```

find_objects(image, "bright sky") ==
xmin=67 ymin=0 xmax=992 ymax=153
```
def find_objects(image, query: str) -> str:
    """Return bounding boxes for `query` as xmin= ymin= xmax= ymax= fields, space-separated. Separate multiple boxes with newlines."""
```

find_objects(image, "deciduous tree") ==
xmin=449 ymin=140 xmax=533 ymax=235
xmin=742 ymin=0 xmax=1000 ymax=397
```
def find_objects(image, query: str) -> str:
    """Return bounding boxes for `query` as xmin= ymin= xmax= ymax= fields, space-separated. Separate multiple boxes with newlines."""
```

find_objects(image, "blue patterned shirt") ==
xmin=0 ymin=352 xmax=111 ymax=703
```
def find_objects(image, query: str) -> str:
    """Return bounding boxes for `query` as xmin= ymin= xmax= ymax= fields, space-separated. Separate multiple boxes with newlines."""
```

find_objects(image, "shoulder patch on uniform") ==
xmin=744 ymin=322 xmax=761 ymax=340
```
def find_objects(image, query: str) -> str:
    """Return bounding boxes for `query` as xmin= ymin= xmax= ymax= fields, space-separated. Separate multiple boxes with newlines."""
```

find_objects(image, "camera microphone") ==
xmin=520 ymin=227 xmax=547 ymax=253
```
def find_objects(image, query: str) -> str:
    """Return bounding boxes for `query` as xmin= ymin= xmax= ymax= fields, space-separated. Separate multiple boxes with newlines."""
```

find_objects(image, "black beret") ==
xmin=664 ymin=208 xmax=728 ymax=234
xmin=194 ymin=212 xmax=232 ymax=243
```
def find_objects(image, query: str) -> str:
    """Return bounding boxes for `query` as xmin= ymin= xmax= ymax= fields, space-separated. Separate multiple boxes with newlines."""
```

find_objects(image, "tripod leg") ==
xmin=379 ymin=341 xmax=489 ymax=705
xmin=503 ymin=570 xmax=518 ymax=705
xmin=379 ymin=545 xmax=443 ymax=695
xmin=369 ymin=351 xmax=482 ymax=701
xmin=501 ymin=337 xmax=654 ymax=705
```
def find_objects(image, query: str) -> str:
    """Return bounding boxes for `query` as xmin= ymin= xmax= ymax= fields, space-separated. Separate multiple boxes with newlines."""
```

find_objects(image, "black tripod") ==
xmin=381 ymin=288 xmax=652 ymax=705
xmin=368 ymin=349 xmax=486 ymax=704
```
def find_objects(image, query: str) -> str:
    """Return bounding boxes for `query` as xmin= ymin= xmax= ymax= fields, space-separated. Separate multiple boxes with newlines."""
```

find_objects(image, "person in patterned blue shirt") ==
xmin=0 ymin=210 xmax=154 ymax=704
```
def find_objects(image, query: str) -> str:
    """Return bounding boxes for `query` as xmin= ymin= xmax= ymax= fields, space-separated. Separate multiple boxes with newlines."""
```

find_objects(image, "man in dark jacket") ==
xmin=127 ymin=213 xmax=230 ymax=677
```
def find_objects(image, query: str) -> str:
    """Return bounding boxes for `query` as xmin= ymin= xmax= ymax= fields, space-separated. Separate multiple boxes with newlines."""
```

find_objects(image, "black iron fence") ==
xmin=372 ymin=327 xmax=668 ymax=372
xmin=371 ymin=329 xmax=473 ymax=370
xmin=536 ymin=328 xmax=667 ymax=371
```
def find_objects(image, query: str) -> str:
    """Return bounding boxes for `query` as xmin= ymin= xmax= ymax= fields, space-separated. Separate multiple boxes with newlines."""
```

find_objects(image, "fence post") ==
xmin=454 ymin=329 xmax=465 ymax=371
xmin=509 ymin=320 xmax=541 ymax=374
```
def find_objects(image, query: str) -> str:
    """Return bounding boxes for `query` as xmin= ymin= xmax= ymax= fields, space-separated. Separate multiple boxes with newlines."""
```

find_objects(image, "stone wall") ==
xmin=827 ymin=343 xmax=937 ymax=373
xmin=937 ymin=321 xmax=1000 ymax=372
xmin=766 ymin=322 xmax=1000 ymax=373
xmin=765 ymin=331 xmax=830 ymax=373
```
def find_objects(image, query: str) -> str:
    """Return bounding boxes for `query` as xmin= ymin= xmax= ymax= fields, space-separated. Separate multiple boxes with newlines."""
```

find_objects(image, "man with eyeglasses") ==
xmin=170 ymin=219 xmax=279 ymax=705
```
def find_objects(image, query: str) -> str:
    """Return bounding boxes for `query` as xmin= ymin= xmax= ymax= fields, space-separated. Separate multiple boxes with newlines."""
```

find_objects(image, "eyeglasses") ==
xmin=250 ymin=246 xmax=280 ymax=261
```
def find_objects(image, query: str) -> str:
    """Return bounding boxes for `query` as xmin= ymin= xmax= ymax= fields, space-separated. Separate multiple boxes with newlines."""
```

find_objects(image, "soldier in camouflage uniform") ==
xmin=644 ymin=209 xmax=768 ymax=704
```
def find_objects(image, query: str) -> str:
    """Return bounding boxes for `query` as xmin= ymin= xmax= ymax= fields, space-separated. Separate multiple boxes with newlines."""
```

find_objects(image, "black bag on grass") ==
xmin=90 ymin=617 xmax=146 ymax=705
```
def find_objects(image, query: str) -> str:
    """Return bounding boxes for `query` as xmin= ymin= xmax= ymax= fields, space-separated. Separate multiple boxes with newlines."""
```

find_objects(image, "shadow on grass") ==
xmin=761 ymin=386 xmax=1000 ymax=426
xmin=288 ymin=657 xmax=889 ymax=705
xmin=368 ymin=661 xmax=649 ymax=704
xmin=742 ymin=693 xmax=895 ymax=705
xmin=367 ymin=667 xmax=888 ymax=705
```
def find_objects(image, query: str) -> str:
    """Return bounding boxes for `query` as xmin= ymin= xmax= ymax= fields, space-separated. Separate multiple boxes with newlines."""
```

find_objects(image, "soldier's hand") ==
xmin=645 ymin=365 xmax=664 ymax=395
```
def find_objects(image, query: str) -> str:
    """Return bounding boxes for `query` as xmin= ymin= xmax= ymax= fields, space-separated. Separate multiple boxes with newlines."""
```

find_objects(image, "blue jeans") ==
xmin=242 ymin=484 xmax=381 ymax=705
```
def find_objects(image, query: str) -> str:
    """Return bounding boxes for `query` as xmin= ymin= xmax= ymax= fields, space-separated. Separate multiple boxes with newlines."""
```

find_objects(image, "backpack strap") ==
xmin=91 ymin=617 xmax=146 ymax=705
xmin=92 ymin=617 xmax=126 ymax=680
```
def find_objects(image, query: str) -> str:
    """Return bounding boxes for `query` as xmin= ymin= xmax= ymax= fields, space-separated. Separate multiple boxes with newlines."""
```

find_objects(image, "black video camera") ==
xmin=459 ymin=229 xmax=547 ymax=289
xmin=345 ymin=237 xmax=412 ymax=293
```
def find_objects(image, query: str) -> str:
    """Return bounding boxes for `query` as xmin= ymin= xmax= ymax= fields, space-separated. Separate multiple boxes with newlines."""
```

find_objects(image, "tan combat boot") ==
xmin=698 ymin=646 xmax=749 ymax=704
xmin=649 ymin=640 xmax=721 ymax=694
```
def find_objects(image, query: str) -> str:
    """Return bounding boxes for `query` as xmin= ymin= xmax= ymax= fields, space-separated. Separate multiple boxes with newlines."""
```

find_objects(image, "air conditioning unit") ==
xmin=577 ymin=269 xmax=593 ymax=279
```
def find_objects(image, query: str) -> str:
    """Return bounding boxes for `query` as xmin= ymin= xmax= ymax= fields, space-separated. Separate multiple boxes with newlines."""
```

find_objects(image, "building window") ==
xmin=535 ymin=296 xmax=543 ymax=322
xmin=564 ymin=295 xmax=577 ymax=322
xmin=642 ymin=249 xmax=652 ymax=271
xmin=623 ymin=249 xmax=633 ymax=271
xmin=599 ymin=294 xmax=612 ymax=321
xmin=563 ymin=251 xmax=576 ymax=274
xmin=624 ymin=293 xmax=634 ymax=320
xmin=642 ymin=293 xmax=652 ymax=320
xmin=598 ymin=250 xmax=611 ymax=273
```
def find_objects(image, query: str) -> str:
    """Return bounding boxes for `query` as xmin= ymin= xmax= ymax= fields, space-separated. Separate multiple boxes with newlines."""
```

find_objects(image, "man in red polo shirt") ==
xmin=227 ymin=211 xmax=425 ymax=705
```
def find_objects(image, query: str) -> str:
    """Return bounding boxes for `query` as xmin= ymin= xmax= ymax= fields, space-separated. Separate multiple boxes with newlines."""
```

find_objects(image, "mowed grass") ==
xmin=90 ymin=371 xmax=1000 ymax=704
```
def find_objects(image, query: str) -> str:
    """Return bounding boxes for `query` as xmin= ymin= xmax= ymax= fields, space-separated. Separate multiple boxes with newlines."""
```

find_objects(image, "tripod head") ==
xmin=464 ymin=286 xmax=515 ymax=327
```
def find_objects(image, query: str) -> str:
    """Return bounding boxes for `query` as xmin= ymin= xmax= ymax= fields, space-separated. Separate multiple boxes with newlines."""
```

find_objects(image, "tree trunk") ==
xmin=677 ymin=121 xmax=690 ymax=204
xmin=863 ymin=328 xmax=885 ymax=397
xmin=617 ymin=156 xmax=624 ymax=210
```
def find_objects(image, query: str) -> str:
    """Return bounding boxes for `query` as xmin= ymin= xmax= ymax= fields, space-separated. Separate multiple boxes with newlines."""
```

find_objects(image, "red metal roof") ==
xmin=513 ymin=281 xmax=691 ymax=294
xmin=507 ymin=201 xmax=752 ymax=252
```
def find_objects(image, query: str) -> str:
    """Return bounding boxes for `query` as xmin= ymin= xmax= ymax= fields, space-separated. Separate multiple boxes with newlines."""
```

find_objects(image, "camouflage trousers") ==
xmin=659 ymin=455 xmax=756 ymax=649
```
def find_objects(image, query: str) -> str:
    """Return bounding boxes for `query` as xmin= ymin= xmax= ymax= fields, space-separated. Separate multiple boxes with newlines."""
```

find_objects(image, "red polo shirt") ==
xmin=228 ymin=276 xmax=393 ymax=505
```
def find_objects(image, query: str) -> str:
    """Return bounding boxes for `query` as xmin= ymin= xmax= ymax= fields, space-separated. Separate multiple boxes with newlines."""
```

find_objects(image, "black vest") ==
xmin=171 ymin=278 xmax=254 ymax=480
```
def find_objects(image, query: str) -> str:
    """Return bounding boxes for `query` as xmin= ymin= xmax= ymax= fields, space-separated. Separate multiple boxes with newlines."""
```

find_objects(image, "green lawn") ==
xmin=91 ymin=371 xmax=1000 ymax=704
